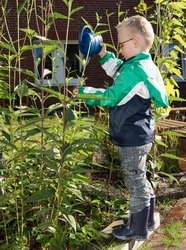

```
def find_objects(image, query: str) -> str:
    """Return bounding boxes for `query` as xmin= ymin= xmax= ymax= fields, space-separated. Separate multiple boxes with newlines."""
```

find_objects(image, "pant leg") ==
xmin=118 ymin=143 xmax=154 ymax=213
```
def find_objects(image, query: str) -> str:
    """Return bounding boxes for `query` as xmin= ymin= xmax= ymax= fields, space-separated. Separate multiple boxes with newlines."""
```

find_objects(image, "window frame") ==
xmin=34 ymin=40 xmax=82 ymax=86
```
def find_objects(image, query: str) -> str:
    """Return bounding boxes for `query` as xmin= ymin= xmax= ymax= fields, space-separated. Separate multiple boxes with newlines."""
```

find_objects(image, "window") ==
xmin=35 ymin=47 xmax=53 ymax=80
xmin=34 ymin=41 xmax=82 ymax=85
xmin=167 ymin=44 xmax=186 ymax=82
xmin=66 ymin=44 xmax=81 ymax=78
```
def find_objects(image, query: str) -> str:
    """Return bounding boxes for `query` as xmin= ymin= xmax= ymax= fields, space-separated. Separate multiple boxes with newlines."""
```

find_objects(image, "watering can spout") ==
xmin=79 ymin=25 xmax=103 ymax=59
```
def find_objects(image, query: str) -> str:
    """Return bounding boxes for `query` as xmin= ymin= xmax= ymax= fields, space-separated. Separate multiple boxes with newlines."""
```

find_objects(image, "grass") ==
xmin=163 ymin=220 xmax=186 ymax=248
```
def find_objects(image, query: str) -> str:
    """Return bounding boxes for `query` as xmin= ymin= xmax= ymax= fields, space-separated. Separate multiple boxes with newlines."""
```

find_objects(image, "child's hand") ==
xmin=99 ymin=43 xmax=107 ymax=58
xmin=73 ymin=87 xmax=79 ymax=96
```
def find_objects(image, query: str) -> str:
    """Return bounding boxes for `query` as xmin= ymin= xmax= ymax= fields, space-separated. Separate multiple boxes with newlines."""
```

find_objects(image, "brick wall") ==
xmin=1 ymin=0 xmax=185 ymax=108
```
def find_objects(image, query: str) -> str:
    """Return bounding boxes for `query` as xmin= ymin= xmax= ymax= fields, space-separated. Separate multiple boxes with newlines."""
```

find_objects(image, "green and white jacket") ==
xmin=78 ymin=52 xmax=169 ymax=147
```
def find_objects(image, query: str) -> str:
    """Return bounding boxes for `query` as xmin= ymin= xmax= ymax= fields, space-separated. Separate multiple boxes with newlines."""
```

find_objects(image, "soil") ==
xmin=90 ymin=168 xmax=186 ymax=218
xmin=156 ymin=174 xmax=186 ymax=198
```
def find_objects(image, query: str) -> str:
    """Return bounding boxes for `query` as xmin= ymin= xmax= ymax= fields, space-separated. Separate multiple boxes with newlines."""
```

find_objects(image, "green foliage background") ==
xmin=0 ymin=0 xmax=185 ymax=249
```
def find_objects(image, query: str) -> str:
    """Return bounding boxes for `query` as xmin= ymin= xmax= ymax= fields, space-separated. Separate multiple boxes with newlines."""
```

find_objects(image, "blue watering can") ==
xmin=79 ymin=25 xmax=103 ymax=59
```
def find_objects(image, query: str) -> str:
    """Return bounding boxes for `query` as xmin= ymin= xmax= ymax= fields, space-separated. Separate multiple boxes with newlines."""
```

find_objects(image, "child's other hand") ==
xmin=99 ymin=43 xmax=107 ymax=58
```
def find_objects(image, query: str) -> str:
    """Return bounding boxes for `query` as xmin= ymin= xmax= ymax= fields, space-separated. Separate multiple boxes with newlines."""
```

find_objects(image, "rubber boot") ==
xmin=112 ymin=206 xmax=150 ymax=241
xmin=148 ymin=196 xmax=155 ymax=230
xmin=122 ymin=196 xmax=156 ymax=230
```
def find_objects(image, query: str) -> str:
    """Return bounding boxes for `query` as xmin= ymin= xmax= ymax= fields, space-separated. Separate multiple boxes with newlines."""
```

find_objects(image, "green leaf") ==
xmin=95 ymin=12 xmax=101 ymax=23
xmin=28 ymin=82 xmax=68 ymax=102
xmin=13 ymin=106 xmax=40 ymax=117
xmin=43 ymin=45 xmax=56 ymax=57
xmin=70 ymin=6 xmax=84 ymax=16
xmin=45 ymin=103 xmax=63 ymax=116
xmin=107 ymin=12 xmax=115 ymax=17
xmin=171 ymin=18 xmax=183 ymax=27
xmin=170 ymin=2 xmax=186 ymax=11
xmin=168 ymin=96 xmax=186 ymax=102
xmin=75 ymin=54 xmax=87 ymax=67
xmin=25 ymin=128 xmax=41 ymax=138
xmin=49 ymin=12 xmax=68 ymax=20
xmin=30 ymin=148 xmax=55 ymax=156
xmin=155 ymin=139 xmax=168 ymax=147
xmin=14 ymin=83 xmax=29 ymax=98
xmin=65 ymin=77 xmax=73 ymax=85
xmin=0 ymin=194 xmax=9 ymax=203
xmin=63 ymin=214 xmax=77 ymax=232
xmin=171 ymin=68 xmax=183 ymax=79
xmin=67 ymin=187 xmax=84 ymax=201
xmin=0 ymin=41 xmax=16 ymax=53
xmin=174 ymin=28 xmax=185 ymax=36
xmin=106 ymin=43 xmax=117 ymax=51
xmin=97 ymin=23 xmax=109 ymax=27
xmin=81 ymin=17 xmax=93 ymax=30
xmin=37 ymin=15 xmax=46 ymax=25
xmin=169 ymin=76 xmax=179 ymax=87
xmin=27 ymin=88 xmax=42 ymax=101
xmin=156 ymin=57 xmax=170 ymax=67
xmin=63 ymin=0 xmax=68 ymax=6
xmin=158 ymin=171 xmax=179 ymax=185
xmin=35 ymin=126 xmax=58 ymax=142
xmin=119 ymin=11 xmax=126 ymax=18
xmin=173 ymin=34 xmax=186 ymax=48
xmin=154 ymin=0 xmax=168 ymax=4
xmin=95 ymin=30 xmax=109 ymax=36
xmin=162 ymin=130 xmax=186 ymax=138
xmin=92 ymin=199 xmax=100 ymax=205
xmin=11 ymin=67 xmax=37 ymax=79
xmin=77 ymin=94 xmax=112 ymax=101
xmin=1 ymin=130 xmax=11 ymax=142
xmin=18 ymin=1 xmax=27 ymax=15
xmin=160 ymin=153 xmax=186 ymax=161
xmin=0 ymin=139 xmax=17 ymax=150
xmin=65 ymin=108 xmax=77 ymax=122
xmin=20 ymin=28 xmax=39 ymax=38
xmin=33 ymin=35 xmax=49 ymax=42
xmin=26 ymin=189 xmax=54 ymax=202
xmin=174 ymin=45 xmax=185 ymax=54
xmin=21 ymin=43 xmax=46 ymax=52
xmin=169 ymin=50 xmax=178 ymax=59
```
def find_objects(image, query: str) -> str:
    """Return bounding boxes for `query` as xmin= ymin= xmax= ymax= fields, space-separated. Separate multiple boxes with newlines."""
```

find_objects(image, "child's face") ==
xmin=118 ymin=28 xmax=143 ymax=60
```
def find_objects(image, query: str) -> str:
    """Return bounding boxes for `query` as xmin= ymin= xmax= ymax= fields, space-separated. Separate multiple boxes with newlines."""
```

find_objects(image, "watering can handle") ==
xmin=79 ymin=25 xmax=92 ymax=43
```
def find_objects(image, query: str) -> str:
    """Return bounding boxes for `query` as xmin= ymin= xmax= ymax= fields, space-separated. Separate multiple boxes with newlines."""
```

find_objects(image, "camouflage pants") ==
xmin=118 ymin=143 xmax=154 ymax=213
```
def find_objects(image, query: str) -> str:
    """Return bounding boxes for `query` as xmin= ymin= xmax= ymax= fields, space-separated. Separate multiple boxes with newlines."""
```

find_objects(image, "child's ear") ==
xmin=133 ymin=38 xmax=138 ymax=47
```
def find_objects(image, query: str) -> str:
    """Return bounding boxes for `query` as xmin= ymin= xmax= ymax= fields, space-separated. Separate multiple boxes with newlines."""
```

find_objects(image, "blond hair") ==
xmin=117 ymin=15 xmax=154 ymax=48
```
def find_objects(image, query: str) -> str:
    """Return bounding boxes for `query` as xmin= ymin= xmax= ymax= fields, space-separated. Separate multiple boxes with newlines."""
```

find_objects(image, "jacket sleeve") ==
xmin=99 ymin=51 xmax=123 ymax=78
xmin=78 ymin=67 xmax=140 ymax=107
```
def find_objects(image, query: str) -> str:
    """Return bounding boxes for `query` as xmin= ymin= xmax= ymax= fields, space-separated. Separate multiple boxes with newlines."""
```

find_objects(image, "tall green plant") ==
xmin=135 ymin=0 xmax=186 ymax=103
xmin=0 ymin=0 xmax=106 ymax=249
xmin=0 ymin=0 xmax=186 ymax=249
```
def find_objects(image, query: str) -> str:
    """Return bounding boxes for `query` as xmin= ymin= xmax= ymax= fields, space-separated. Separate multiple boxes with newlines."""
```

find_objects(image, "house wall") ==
xmin=0 ymin=0 xmax=185 ymax=108
xmin=175 ymin=83 xmax=186 ymax=107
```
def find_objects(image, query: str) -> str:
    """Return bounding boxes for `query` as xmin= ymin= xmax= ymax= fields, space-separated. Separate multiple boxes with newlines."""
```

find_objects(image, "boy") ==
xmin=74 ymin=15 xmax=168 ymax=240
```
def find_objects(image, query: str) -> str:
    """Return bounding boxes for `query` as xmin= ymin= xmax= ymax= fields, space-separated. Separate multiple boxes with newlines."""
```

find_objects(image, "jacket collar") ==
xmin=124 ymin=52 xmax=152 ymax=64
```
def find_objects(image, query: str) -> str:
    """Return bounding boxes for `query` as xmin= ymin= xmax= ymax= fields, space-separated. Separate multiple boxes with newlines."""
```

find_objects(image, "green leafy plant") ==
xmin=136 ymin=0 xmax=186 ymax=103
xmin=147 ymin=128 xmax=186 ymax=188
xmin=0 ymin=0 xmax=106 ymax=249
xmin=0 ymin=0 xmax=186 ymax=249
